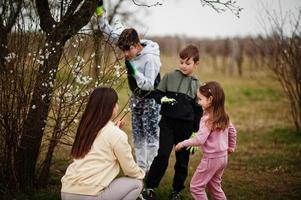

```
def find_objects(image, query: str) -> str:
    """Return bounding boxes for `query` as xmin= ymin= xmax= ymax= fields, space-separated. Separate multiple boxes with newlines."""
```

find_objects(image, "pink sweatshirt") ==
xmin=181 ymin=115 xmax=237 ymax=158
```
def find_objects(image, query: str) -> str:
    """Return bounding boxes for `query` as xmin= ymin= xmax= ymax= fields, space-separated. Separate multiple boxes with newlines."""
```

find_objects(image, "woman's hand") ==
xmin=175 ymin=143 xmax=184 ymax=151
xmin=115 ymin=120 xmax=125 ymax=129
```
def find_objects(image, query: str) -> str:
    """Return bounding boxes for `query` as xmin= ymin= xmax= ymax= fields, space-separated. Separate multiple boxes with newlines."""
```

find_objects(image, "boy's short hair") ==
xmin=117 ymin=28 xmax=140 ymax=51
xmin=179 ymin=44 xmax=199 ymax=62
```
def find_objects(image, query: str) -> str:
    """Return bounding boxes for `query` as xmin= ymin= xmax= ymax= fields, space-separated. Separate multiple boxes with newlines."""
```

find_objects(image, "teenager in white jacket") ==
xmin=97 ymin=5 xmax=161 ymax=173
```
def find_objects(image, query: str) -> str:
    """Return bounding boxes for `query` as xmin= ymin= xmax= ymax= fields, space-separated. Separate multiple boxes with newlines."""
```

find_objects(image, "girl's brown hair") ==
xmin=199 ymin=81 xmax=229 ymax=130
xmin=71 ymin=87 xmax=118 ymax=159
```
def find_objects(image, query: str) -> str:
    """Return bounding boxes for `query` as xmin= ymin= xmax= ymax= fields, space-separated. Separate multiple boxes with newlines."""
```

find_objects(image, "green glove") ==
xmin=96 ymin=0 xmax=104 ymax=16
xmin=160 ymin=96 xmax=177 ymax=105
xmin=125 ymin=60 xmax=137 ymax=75
xmin=187 ymin=132 xmax=199 ymax=154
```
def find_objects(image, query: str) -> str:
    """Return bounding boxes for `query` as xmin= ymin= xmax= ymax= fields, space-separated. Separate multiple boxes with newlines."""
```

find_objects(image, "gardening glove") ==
xmin=186 ymin=132 xmax=199 ymax=154
xmin=160 ymin=96 xmax=177 ymax=105
xmin=96 ymin=0 xmax=104 ymax=16
xmin=125 ymin=60 xmax=137 ymax=75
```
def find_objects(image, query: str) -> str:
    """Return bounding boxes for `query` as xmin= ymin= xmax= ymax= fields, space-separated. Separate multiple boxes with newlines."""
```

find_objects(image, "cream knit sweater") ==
xmin=61 ymin=121 xmax=145 ymax=195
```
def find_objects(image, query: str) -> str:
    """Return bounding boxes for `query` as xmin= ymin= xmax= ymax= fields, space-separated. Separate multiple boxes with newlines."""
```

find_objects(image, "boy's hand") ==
xmin=175 ymin=143 xmax=184 ymax=151
xmin=187 ymin=146 xmax=199 ymax=154
xmin=187 ymin=132 xmax=199 ymax=154
xmin=160 ymin=96 xmax=177 ymax=105
xmin=125 ymin=60 xmax=137 ymax=75
xmin=96 ymin=0 xmax=104 ymax=16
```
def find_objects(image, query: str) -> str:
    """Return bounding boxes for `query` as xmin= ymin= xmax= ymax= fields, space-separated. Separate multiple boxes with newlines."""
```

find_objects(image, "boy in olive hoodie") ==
xmin=143 ymin=45 xmax=203 ymax=200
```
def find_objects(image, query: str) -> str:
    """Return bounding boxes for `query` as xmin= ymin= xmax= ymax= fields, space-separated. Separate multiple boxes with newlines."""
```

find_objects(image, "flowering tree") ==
xmin=0 ymin=0 xmax=101 ymax=192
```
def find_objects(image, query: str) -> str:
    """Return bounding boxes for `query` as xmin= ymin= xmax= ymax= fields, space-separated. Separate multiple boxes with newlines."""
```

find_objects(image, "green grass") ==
xmin=151 ymin=128 xmax=301 ymax=200
xmin=2 ymin=56 xmax=301 ymax=200
xmin=143 ymin=57 xmax=301 ymax=200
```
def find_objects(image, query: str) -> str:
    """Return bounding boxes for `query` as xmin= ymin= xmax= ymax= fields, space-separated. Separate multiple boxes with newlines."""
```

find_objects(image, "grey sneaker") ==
xmin=137 ymin=194 xmax=145 ymax=200
xmin=141 ymin=188 xmax=157 ymax=200
xmin=169 ymin=191 xmax=182 ymax=200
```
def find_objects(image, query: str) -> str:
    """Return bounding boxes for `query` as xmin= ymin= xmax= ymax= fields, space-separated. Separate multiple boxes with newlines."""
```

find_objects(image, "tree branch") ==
xmin=36 ymin=0 xmax=56 ymax=33
xmin=131 ymin=0 xmax=162 ymax=8
xmin=108 ymin=0 xmax=126 ymax=24
xmin=6 ymin=0 xmax=22 ymax=33
xmin=200 ymin=0 xmax=243 ymax=18
xmin=62 ymin=0 xmax=82 ymax=19
xmin=64 ymin=0 xmax=98 ymax=36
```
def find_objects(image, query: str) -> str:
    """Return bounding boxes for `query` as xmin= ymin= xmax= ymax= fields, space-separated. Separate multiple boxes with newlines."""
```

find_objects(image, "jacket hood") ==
xmin=139 ymin=39 xmax=160 ymax=57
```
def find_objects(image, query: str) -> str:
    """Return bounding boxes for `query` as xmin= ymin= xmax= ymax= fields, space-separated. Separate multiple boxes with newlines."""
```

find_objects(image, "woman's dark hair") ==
xmin=199 ymin=81 xmax=229 ymax=130
xmin=71 ymin=87 xmax=118 ymax=159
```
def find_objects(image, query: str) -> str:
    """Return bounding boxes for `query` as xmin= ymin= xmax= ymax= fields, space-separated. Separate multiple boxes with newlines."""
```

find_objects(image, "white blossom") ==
xmin=4 ymin=52 xmax=16 ymax=62
xmin=36 ymin=59 xmax=44 ymax=65
xmin=75 ymin=75 xmax=92 ymax=85
xmin=76 ymin=56 xmax=85 ymax=63
xmin=56 ymin=97 xmax=61 ymax=102
xmin=61 ymin=121 xmax=65 ymax=128
xmin=114 ymin=65 xmax=121 ymax=77
xmin=32 ymin=105 xmax=36 ymax=109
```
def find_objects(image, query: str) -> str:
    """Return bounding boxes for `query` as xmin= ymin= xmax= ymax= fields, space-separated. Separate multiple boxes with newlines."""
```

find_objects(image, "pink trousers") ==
xmin=190 ymin=156 xmax=228 ymax=200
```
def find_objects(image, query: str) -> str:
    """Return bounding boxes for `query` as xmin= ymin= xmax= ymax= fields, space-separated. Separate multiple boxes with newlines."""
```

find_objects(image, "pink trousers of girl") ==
xmin=190 ymin=156 xmax=228 ymax=200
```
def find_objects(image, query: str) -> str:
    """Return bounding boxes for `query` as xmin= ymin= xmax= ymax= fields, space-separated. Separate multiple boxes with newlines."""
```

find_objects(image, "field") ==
xmin=3 ymin=55 xmax=301 ymax=200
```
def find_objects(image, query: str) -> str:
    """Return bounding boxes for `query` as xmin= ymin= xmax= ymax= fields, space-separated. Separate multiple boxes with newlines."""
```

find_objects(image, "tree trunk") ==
xmin=0 ymin=33 xmax=9 ymax=72
xmin=16 ymin=37 xmax=64 ymax=191
xmin=92 ymin=30 xmax=104 ymax=78
xmin=37 ymin=132 xmax=59 ymax=187
xmin=15 ymin=0 xmax=98 ymax=191
xmin=237 ymin=56 xmax=243 ymax=76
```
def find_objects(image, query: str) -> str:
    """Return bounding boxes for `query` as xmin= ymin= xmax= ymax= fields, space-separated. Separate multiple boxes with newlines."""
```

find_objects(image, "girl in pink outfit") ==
xmin=175 ymin=81 xmax=237 ymax=200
